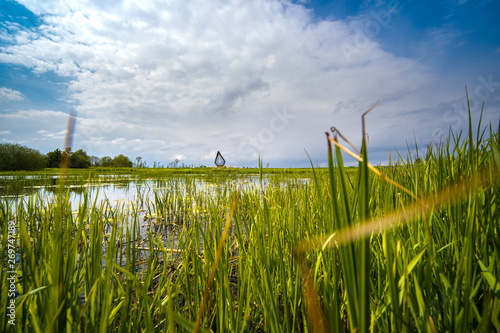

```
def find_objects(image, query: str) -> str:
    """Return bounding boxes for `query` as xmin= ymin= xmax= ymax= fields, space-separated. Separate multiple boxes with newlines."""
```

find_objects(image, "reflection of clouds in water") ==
xmin=1 ymin=173 xmax=311 ymax=249
xmin=1 ymin=174 xmax=311 ymax=209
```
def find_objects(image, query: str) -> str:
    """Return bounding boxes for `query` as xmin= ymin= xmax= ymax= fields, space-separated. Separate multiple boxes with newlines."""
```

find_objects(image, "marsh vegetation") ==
xmin=1 ymin=113 xmax=499 ymax=332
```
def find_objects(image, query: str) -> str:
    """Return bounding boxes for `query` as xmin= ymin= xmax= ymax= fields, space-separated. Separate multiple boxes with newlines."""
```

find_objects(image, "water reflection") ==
xmin=1 ymin=173 xmax=310 ymax=240
xmin=1 ymin=173 xmax=310 ymax=266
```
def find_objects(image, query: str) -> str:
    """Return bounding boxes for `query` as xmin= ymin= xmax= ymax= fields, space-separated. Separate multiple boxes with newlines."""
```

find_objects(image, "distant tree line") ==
xmin=0 ymin=143 xmax=46 ymax=171
xmin=0 ymin=143 xmax=135 ymax=171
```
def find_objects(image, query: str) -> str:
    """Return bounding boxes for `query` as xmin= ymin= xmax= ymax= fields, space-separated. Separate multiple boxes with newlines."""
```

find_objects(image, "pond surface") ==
xmin=0 ymin=173 xmax=310 ymax=202
xmin=1 ymin=172 xmax=310 ymax=242
xmin=1 ymin=171 xmax=311 ymax=274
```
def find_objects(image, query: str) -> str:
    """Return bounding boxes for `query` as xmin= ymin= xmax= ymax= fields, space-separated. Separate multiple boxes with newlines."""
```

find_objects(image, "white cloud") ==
xmin=172 ymin=154 xmax=186 ymax=161
xmin=0 ymin=109 xmax=69 ymax=153
xmin=0 ymin=87 xmax=25 ymax=102
xmin=1 ymin=0 xmax=492 ymax=166
xmin=0 ymin=109 xmax=68 ymax=120
xmin=36 ymin=129 xmax=67 ymax=139
xmin=412 ymin=24 xmax=462 ymax=58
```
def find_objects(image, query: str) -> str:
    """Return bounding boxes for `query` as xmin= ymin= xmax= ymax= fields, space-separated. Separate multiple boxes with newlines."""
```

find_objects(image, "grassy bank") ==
xmin=0 ymin=166 xmax=329 ymax=197
xmin=1 ymin=114 xmax=499 ymax=332
xmin=0 ymin=166 xmax=327 ymax=176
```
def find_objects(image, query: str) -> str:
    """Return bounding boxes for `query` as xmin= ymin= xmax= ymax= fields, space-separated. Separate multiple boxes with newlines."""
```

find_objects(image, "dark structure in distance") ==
xmin=214 ymin=151 xmax=225 ymax=167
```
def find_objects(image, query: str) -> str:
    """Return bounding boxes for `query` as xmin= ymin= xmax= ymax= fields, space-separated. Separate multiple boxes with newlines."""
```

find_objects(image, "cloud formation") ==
xmin=0 ymin=87 xmax=24 ymax=102
xmin=1 ymin=0 xmax=498 ymax=166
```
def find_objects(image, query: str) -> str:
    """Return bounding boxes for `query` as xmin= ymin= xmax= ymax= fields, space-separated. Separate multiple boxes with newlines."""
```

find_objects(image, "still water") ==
xmin=0 ymin=172 xmax=310 ymax=264
xmin=0 ymin=173 xmax=310 ymax=231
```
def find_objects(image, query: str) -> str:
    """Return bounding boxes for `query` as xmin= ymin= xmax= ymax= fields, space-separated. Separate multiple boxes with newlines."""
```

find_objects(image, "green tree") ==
xmin=0 ymin=143 xmax=47 ymax=171
xmin=101 ymin=156 xmax=112 ymax=167
xmin=111 ymin=154 xmax=133 ymax=167
xmin=90 ymin=155 xmax=101 ymax=166
xmin=135 ymin=156 xmax=143 ymax=168
xmin=46 ymin=148 xmax=62 ymax=168
xmin=70 ymin=149 xmax=91 ymax=168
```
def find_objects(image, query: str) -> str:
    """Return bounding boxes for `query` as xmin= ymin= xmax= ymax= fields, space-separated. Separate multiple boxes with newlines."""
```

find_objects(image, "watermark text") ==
xmin=6 ymin=220 xmax=17 ymax=326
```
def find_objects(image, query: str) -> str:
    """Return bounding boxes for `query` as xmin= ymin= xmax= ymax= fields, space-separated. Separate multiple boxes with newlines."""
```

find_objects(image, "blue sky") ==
xmin=1 ymin=0 xmax=499 ymax=167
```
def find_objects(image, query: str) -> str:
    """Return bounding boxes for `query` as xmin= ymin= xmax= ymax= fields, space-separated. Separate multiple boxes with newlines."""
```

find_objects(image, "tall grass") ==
xmin=1 ymin=99 xmax=499 ymax=332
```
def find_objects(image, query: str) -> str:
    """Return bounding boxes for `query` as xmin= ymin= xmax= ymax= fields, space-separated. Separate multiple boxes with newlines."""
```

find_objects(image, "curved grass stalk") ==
xmin=294 ymin=165 xmax=498 ymax=256
xmin=193 ymin=181 xmax=242 ymax=333
xmin=328 ymin=135 xmax=420 ymax=203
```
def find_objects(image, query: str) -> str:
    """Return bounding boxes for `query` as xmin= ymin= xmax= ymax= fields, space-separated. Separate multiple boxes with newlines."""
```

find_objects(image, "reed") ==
xmin=0 ymin=96 xmax=499 ymax=332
